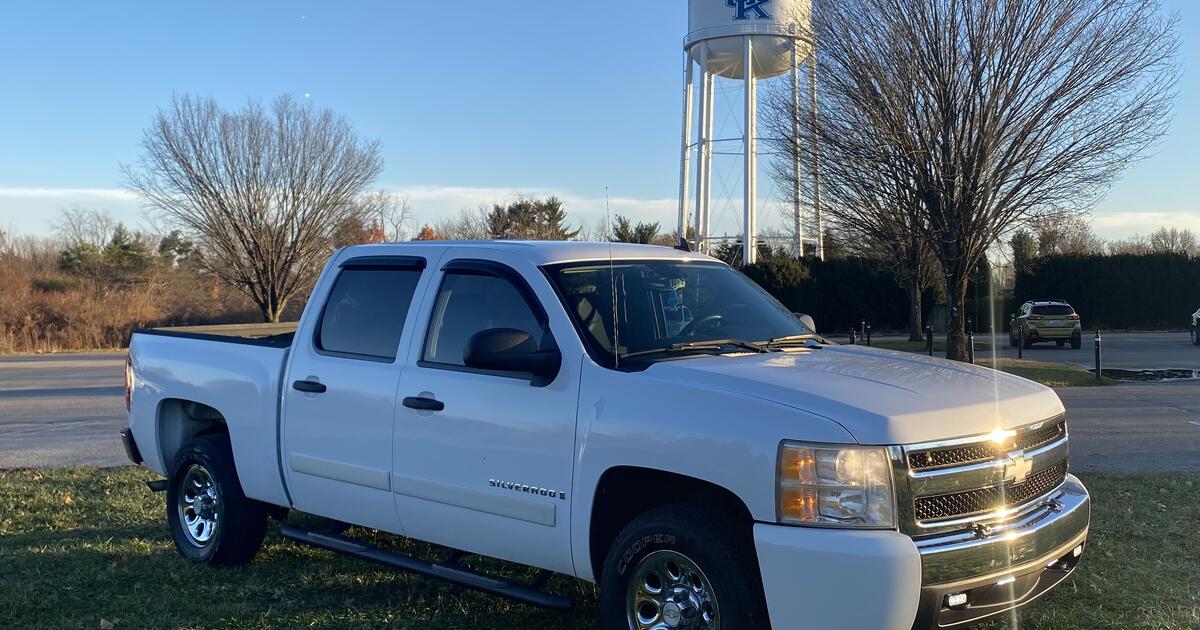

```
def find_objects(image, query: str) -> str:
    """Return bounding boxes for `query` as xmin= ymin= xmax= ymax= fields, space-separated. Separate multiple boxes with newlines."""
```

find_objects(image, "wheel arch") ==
xmin=156 ymin=398 xmax=229 ymax=471
xmin=587 ymin=465 xmax=755 ymax=583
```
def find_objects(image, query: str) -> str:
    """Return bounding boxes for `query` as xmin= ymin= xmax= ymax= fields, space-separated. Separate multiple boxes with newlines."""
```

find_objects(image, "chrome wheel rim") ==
xmin=178 ymin=464 xmax=219 ymax=547
xmin=626 ymin=550 xmax=719 ymax=630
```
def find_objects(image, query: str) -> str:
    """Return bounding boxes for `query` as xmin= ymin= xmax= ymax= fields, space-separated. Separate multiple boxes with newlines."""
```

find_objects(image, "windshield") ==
xmin=545 ymin=260 xmax=812 ymax=367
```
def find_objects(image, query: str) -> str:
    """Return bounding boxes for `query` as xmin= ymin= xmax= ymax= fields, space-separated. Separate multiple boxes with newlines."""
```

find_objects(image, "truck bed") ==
xmin=140 ymin=322 xmax=297 ymax=348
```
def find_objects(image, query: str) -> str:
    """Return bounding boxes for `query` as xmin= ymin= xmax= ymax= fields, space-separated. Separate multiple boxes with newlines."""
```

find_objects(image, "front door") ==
xmin=392 ymin=251 xmax=581 ymax=574
xmin=282 ymin=255 xmax=430 ymax=533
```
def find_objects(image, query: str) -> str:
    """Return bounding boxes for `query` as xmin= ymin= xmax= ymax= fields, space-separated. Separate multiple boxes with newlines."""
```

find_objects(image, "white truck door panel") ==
xmin=283 ymin=255 xmax=432 ymax=534
xmin=392 ymin=252 xmax=581 ymax=575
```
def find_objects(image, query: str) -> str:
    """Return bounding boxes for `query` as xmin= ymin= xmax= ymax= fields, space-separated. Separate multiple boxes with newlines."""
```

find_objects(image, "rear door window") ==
xmin=316 ymin=267 xmax=423 ymax=361
xmin=422 ymin=271 xmax=543 ymax=368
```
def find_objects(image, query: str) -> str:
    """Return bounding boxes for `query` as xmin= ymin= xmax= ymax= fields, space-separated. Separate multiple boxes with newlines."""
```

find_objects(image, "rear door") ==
xmin=391 ymin=251 xmax=582 ymax=574
xmin=282 ymin=254 xmax=432 ymax=534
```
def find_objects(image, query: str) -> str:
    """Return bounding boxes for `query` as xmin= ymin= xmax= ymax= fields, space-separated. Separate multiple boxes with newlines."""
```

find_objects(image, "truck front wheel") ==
xmin=166 ymin=434 xmax=267 ymax=566
xmin=599 ymin=502 xmax=768 ymax=629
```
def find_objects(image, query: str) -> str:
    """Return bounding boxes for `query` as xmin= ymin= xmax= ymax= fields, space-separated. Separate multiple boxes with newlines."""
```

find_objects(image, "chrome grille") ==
xmin=900 ymin=416 xmax=1070 ymax=530
xmin=913 ymin=461 xmax=1068 ymax=522
xmin=907 ymin=419 xmax=1066 ymax=472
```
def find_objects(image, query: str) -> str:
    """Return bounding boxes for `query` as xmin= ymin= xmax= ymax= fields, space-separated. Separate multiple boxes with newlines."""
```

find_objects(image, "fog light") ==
xmin=1073 ymin=544 xmax=1083 ymax=557
xmin=946 ymin=592 xmax=968 ymax=608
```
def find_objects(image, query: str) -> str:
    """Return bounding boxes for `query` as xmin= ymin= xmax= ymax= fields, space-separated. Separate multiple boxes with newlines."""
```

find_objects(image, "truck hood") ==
xmin=643 ymin=345 xmax=1065 ymax=445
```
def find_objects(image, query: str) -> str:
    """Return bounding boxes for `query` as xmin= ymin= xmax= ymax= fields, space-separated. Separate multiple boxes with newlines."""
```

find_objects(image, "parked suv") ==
xmin=1192 ymin=307 xmax=1199 ymax=346
xmin=1010 ymin=300 xmax=1082 ymax=349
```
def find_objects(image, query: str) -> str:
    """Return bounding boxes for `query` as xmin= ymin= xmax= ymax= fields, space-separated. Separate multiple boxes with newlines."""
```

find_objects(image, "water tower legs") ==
xmin=743 ymin=36 xmax=758 ymax=267
xmin=791 ymin=43 xmax=805 ymax=259
xmin=678 ymin=52 xmax=694 ymax=241
xmin=691 ymin=44 xmax=714 ymax=255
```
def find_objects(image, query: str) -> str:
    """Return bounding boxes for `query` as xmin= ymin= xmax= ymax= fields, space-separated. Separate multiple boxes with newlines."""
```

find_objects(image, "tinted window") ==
xmin=423 ymin=272 xmax=543 ymax=366
xmin=316 ymin=268 xmax=422 ymax=360
xmin=1033 ymin=305 xmax=1074 ymax=316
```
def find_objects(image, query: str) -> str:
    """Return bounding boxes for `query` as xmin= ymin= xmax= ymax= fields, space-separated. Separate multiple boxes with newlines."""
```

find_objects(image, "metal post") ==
xmin=743 ymin=36 xmax=758 ymax=267
xmin=866 ymin=323 xmax=872 ymax=346
xmin=1018 ymin=323 xmax=1024 ymax=360
xmin=808 ymin=53 xmax=824 ymax=261
xmin=926 ymin=325 xmax=933 ymax=357
xmin=693 ymin=44 xmax=713 ymax=254
xmin=677 ymin=51 xmax=694 ymax=240
xmin=1094 ymin=331 xmax=1103 ymax=380
xmin=860 ymin=319 xmax=866 ymax=342
xmin=849 ymin=329 xmax=857 ymax=345
xmin=967 ymin=330 xmax=975 ymax=363
xmin=791 ymin=41 xmax=804 ymax=258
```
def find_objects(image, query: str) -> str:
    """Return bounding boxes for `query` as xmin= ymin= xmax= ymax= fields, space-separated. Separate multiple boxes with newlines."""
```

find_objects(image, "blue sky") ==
xmin=0 ymin=0 xmax=1195 ymax=240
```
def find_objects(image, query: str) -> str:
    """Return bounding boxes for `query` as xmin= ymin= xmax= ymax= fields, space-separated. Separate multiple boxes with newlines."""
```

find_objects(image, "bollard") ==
xmin=849 ymin=329 xmax=857 ymax=345
xmin=967 ymin=330 xmax=975 ymax=363
xmin=866 ymin=324 xmax=872 ymax=346
xmin=925 ymin=325 xmax=934 ymax=356
xmin=1017 ymin=323 xmax=1024 ymax=360
xmin=1094 ymin=331 xmax=1102 ymax=380
xmin=860 ymin=319 xmax=867 ymax=343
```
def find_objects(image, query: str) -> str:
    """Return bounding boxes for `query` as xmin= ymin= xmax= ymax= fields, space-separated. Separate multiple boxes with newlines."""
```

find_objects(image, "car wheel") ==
xmin=1009 ymin=330 xmax=1018 ymax=348
xmin=167 ymin=434 xmax=267 ymax=566
xmin=599 ymin=502 xmax=768 ymax=630
xmin=1071 ymin=336 xmax=1082 ymax=350
xmin=1192 ymin=326 xmax=1199 ymax=346
xmin=1022 ymin=333 xmax=1033 ymax=349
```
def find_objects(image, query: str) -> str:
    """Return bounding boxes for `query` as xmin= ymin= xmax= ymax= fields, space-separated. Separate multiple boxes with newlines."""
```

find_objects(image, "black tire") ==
xmin=1192 ymin=326 xmax=1199 ymax=346
xmin=166 ymin=434 xmax=267 ymax=567
xmin=599 ymin=502 xmax=768 ymax=630
xmin=1022 ymin=333 xmax=1033 ymax=349
xmin=1009 ymin=330 xmax=1018 ymax=348
xmin=1071 ymin=335 xmax=1082 ymax=350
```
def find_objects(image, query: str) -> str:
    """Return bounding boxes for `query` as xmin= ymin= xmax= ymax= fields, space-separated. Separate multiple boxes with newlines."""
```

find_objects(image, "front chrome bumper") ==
xmin=911 ymin=474 xmax=1090 ymax=628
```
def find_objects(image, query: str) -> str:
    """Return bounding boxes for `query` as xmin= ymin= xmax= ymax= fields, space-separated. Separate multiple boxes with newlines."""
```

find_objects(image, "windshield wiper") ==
xmin=621 ymin=338 xmax=770 ymax=360
xmin=761 ymin=334 xmax=828 ymax=349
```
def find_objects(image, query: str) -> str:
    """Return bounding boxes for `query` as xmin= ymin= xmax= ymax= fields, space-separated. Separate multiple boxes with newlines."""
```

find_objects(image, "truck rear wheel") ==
xmin=166 ymin=434 xmax=267 ymax=566
xmin=599 ymin=502 xmax=768 ymax=630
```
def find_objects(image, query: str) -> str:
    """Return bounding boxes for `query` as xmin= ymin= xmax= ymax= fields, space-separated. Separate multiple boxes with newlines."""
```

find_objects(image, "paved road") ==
xmin=0 ymin=353 xmax=128 ymax=468
xmin=1 ymin=351 xmax=1198 ymax=473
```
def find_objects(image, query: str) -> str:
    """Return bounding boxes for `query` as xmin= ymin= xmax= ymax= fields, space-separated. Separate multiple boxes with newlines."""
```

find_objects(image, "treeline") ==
xmin=0 ymin=224 xmax=264 ymax=354
xmin=1016 ymin=253 xmax=1200 ymax=329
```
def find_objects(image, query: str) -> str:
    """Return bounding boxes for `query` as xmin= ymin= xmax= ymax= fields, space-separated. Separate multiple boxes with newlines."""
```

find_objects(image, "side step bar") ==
xmin=279 ymin=525 xmax=572 ymax=611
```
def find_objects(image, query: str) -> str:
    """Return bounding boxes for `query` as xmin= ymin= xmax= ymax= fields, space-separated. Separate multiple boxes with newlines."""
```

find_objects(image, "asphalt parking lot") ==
xmin=979 ymin=331 xmax=1199 ymax=370
xmin=1 ymin=344 xmax=1198 ymax=472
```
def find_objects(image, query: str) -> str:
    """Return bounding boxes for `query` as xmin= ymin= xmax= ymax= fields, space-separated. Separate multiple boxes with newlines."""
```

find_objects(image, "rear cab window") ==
xmin=315 ymin=258 xmax=426 ymax=362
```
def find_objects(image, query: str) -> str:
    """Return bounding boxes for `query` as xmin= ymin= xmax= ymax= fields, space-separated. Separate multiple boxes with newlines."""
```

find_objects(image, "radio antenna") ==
xmin=606 ymin=186 xmax=619 ymax=369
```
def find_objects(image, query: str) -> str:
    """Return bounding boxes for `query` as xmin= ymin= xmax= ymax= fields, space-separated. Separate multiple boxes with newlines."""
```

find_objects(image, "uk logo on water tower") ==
xmin=727 ymin=0 xmax=772 ymax=21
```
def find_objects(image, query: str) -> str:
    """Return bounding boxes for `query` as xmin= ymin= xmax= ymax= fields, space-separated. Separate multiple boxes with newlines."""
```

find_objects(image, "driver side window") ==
xmin=422 ymin=271 xmax=544 ymax=368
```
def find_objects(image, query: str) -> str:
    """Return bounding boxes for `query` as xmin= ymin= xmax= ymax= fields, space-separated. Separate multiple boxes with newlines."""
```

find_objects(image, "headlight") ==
xmin=777 ymin=442 xmax=896 ymax=528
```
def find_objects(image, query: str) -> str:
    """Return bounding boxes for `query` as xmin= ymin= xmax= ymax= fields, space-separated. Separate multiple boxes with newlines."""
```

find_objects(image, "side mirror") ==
xmin=793 ymin=312 xmax=817 ymax=333
xmin=464 ymin=328 xmax=561 ymax=385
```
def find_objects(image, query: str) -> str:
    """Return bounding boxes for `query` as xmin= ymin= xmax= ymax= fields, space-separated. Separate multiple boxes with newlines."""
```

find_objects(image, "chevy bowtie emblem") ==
xmin=1003 ymin=451 xmax=1033 ymax=484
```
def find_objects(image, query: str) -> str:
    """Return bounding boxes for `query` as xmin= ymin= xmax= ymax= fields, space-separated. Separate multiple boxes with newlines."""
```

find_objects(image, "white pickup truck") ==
xmin=122 ymin=241 xmax=1089 ymax=629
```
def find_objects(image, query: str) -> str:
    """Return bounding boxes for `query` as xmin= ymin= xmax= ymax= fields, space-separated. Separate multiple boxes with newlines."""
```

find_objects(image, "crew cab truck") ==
xmin=122 ymin=241 xmax=1090 ymax=629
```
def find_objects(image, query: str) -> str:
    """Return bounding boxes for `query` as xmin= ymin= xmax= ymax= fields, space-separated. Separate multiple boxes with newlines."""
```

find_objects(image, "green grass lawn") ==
xmin=2 ymin=468 xmax=1196 ymax=629
xmin=870 ymin=340 xmax=1113 ymax=388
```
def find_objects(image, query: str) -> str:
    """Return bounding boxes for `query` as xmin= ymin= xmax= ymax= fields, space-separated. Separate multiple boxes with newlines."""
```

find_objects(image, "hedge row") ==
xmin=1015 ymin=253 xmax=1200 ymax=330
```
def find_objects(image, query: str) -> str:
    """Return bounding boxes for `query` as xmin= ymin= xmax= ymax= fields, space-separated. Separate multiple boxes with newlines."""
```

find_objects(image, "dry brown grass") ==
xmin=0 ymin=260 xmax=270 ymax=354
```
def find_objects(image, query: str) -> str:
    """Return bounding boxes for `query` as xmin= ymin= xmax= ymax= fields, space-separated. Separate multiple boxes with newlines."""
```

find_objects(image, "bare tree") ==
xmin=1029 ymin=215 xmax=1106 ymax=255
xmin=125 ymin=94 xmax=383 ymax=322
xmin=52 ymin=207 xmax=117 ymax=249
xmin=787 ymin=0 xmax=1177 ymax=359
xmin=1148 ymin=226 xmax=1198 ymax=255
xmin=432 ymin=206 xmax=492 ymax=240
xmin=356 ymin=191 xmax=416 ymax=242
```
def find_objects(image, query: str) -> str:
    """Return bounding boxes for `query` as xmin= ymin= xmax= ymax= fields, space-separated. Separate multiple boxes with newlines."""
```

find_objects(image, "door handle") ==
xmin=292 ymin=379 xmax=327 ymax=394
xmin=402 ymin=396 xmax=444 ymax=411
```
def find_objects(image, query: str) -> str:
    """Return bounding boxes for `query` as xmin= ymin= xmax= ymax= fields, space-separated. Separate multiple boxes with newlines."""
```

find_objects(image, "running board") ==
xmin=278 ymin=525 xmax=572 ymax=611
xmin=145 ymin=479 xmax=168 ymax=492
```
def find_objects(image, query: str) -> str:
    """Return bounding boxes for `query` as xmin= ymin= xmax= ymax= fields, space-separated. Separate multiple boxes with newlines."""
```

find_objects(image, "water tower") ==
xmin=677 ymin=0 xmax=822 ymax=264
